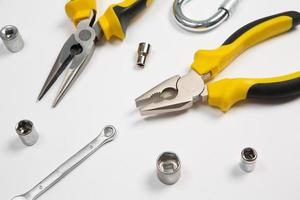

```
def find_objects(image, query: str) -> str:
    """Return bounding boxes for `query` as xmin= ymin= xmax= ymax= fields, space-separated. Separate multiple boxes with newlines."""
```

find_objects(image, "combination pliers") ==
xmin=38 ymin=0 xmax=152 ymax=107
xmin=136 ymin=11 xmax=300 ymax=116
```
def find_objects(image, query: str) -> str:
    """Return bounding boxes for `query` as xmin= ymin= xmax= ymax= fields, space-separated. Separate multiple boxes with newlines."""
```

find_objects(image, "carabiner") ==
xmin=173 ymin=0 xmax=240 ymax=32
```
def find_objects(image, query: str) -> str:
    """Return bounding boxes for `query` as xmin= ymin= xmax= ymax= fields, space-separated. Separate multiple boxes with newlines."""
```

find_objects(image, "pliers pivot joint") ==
xmin=136 ymin=11 xmax=300 ymax=116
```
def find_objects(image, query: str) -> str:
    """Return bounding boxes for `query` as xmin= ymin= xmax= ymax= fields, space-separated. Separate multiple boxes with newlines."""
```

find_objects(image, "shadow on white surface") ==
xmin=8 ymin=138 xmax=27 ymax=152
xmin=146 ymin=170 xmax=167 ymax=191
xmin=132 ymin=110 xmax=187 ymax=126
xmin=57 ymin=18 xmax=74 ymax=37
xmin=0 ymin=43 xmax=10 ymax=58
xmin=231 ymin=164 xmax=247 ymax=178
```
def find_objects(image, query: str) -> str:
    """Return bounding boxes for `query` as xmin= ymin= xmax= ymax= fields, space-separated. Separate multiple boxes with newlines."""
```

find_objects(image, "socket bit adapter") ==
xmin=137 ymin=42 xmax=150 ymax=67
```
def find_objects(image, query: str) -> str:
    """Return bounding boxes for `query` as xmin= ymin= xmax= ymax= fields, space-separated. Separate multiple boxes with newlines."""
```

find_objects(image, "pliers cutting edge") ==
xmin=38 ymin=0 xmax=152 ymax=107
xmin=136 ymin=11 xmax=300 ymax=116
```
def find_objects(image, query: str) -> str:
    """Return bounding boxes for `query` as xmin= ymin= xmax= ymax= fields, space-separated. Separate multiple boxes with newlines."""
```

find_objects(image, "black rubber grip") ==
xmin=113 ymin=0 xmax=148 ymax=34
xmin=223 ymin=11 xmax=300 ymax=45
xmin=247 ymin=77 xmax=300 ymax=99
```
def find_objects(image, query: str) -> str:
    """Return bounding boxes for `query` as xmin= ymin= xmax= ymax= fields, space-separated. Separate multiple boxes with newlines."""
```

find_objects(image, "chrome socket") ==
xmin=156 ymin=152 xmax=181 ymax=185
xmin=0 ymin=25 xmax=24 ymax=53
xmin=15 ymin=120 xmax=39 ymax=146
xmin=240 ymin=147 xmax=257 ymax=172
xmin=137 ymin=42 xmax=150 ymax=67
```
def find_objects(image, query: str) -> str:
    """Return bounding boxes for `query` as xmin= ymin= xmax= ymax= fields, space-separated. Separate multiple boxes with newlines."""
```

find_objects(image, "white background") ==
xmin=1 ymin=0 xmax=300 ymax=199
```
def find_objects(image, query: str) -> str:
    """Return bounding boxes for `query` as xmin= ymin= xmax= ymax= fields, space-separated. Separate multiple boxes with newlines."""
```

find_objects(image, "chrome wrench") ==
xmin=11 ymin=125 xmax=117 ymax=200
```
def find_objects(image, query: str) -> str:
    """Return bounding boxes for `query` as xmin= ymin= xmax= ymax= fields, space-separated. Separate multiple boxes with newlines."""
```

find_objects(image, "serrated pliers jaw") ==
xmin=135 ymin=70 xmax=208 ymax=116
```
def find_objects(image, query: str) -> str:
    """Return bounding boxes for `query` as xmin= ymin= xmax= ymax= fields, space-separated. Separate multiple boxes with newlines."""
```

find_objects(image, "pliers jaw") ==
xmin=136 ymin=70 xmax=208 ymax=116
xmin=38 ymin=11 xmax=101 ymax=107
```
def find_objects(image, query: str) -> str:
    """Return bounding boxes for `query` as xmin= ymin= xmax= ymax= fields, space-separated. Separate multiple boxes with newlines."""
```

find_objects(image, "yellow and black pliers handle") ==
xmin=136 ymin=11 xmax=300 ymax=116
xmin=192 ymin=11 xmax=300 ymax=111
xmin=65 ymin=0 xmax=153 ymax=40
xmin=38 ymin=0 xmax=152 ymax=107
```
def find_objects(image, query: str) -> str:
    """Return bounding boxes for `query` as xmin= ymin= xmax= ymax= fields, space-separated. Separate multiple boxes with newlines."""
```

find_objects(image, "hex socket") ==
xmin=156 ymin=152 xmax=181 ymax=185
xmin=15 ymin=120 xmax=39 ymax=146
xmin=240 ymin=147 xmax=257 ymax=172
xmin=0 ymin=25 xmax=24 ymax=53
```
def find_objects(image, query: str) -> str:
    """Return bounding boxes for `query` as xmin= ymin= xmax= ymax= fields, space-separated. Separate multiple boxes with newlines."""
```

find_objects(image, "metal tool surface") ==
xmin=11 ymin=125 xmax=117 ymax=200
xmin=137 ymin=42 xmax=151 ymax=67
xmin=15 ymin=120 xmax=39 ymax=146
xmin=136 ymin=11 xmax=300 ymax=116
xmin=38 ymin=0 xmax=153 ymax=107
xmin=173 ymin=0 xmax=240 ymax=32
xmin=0 ymin=25 xmax=24 ymax=52
xmin=156 ymin=152 xmax=181 ymax=185
xmin=240 ymin=147 xmax=257 ymax=172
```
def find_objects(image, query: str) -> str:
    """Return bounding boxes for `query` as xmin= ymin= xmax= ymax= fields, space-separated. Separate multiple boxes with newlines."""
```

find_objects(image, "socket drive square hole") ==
xmin=157 ymin=152 xmax=180 ymax=174
xmin=162 ymin=162 xmax=176 ymax=173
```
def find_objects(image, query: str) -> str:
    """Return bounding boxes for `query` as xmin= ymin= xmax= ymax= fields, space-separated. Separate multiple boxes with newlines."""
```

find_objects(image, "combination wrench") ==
xmin=11 ymin=125 xmax=117 ymax=200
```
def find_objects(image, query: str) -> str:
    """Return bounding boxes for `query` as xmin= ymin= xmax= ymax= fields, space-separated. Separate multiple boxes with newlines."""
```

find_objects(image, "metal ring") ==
xmin=173 ymin=0 xmax=240 ymax=32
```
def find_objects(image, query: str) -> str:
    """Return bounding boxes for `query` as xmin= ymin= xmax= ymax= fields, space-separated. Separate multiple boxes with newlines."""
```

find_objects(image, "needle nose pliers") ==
xmin=136 ymin=11 xmax=300 ymax=116
xmin=38 ymin=0 xmax=153 ymax=107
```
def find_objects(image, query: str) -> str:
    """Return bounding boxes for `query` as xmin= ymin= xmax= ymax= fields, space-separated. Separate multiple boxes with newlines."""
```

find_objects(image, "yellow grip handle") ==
xmin=65 ymin=0 xmax=97 ymax=26
xmin=192 ymin=12 xmax=298 ymax=78
xmin=207 ymin=71 xmax=300 ymax=112
xmin=99 ymin=0 xmax=152 ymax=40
